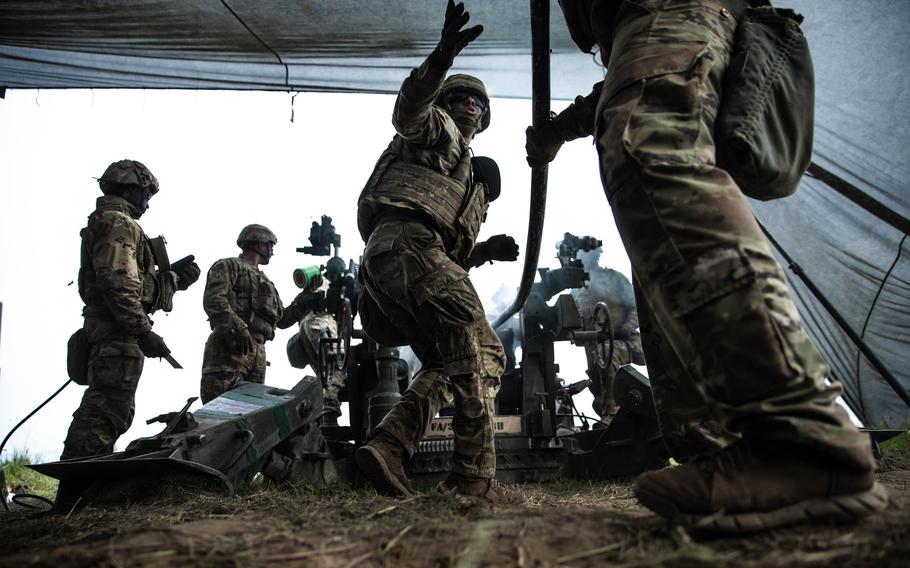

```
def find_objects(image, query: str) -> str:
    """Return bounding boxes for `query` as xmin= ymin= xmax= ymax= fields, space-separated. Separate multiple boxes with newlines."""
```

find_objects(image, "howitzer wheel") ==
xmin=592 ymin=302 xmax=614 ymax=370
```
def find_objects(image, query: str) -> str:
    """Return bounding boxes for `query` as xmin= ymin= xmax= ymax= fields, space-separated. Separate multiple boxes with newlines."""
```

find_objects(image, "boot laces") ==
xmin=694 ymin=441 xmax=753 ymax=477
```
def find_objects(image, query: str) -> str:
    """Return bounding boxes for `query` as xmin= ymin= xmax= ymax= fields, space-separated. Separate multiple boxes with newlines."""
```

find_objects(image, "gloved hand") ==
xmin=137 ymin=330 xmax=171 ymax=358
xmin=484 ymin=234 xmax=519 ymax=262
xmin=174 ymin=261 xmax=201 ymax=291
xmin=233 ymin=326 xmax=255 ymax=356
xmin=469 ymin=234 xmax=519 ymax=267
xmin=526 ymin=118 xmax=566 ymax=168
xmin=428 ymin=0 xmax=484 ymax=69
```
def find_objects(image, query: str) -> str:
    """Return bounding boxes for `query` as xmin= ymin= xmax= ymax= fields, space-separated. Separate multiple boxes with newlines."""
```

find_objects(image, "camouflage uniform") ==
xmin=357 ymin=58 xmax=505 ymax=479
xmin=61 ymin=195 xmax=160 ymax=459
xmin=295 ymin=310 xmax=347 ymax=417
xmin=551 ymin=0 xmax=873 ymax=469
xmin=572 ymin=267 xmax=644 ymax=422
xmin=200 ymin=256 xmax=295 ymax=403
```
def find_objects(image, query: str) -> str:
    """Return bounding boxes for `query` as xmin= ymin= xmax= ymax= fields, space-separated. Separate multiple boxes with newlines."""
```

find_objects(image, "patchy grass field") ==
xmin=1 ymin=444 xmax=908 ymax=567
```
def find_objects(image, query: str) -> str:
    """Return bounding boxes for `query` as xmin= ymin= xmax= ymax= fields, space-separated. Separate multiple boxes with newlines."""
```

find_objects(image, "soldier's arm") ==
xmin=203 ymin=259 xmax=246 ymax=332
xmin=525 ymin=81 xmax=603 ymax=167
xmin=91 ymin=213 xmax=152 ymax=336
xmin=392 ymin=58 xmax=452 ymax=148
xmin=553 ymin=81 xmax=603 ymax=140
xmin=276 ymin=290 xmax=326 ymax=329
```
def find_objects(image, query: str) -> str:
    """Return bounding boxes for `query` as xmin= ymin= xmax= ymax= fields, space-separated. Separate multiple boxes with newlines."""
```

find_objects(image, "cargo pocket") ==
xmin=597 ymin=41 xmax=709 ymax=196
xmin=661 ymin=244 xmax=755 ymax=318
xmin=89 ymin=341 xmax=144 ymax=389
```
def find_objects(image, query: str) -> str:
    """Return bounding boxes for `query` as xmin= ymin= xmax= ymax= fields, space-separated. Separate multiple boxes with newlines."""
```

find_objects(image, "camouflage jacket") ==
xmin=357 ymin=57 xmax=487 ymax=263
xmin=203 ymin=257 xmax=293 ymax=342
xmin=78 ymin=195 xmax=156 ymax=336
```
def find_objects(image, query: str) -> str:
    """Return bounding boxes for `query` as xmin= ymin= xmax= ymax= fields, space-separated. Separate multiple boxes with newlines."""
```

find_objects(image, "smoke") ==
xmin=573 ymin=247 xmax=636 ymax=326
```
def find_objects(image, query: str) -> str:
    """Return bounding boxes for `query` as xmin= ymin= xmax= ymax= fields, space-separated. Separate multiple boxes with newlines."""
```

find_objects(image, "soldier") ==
xmin=525 ymin=0 xmax=886 ymax=531
xmin=354 ymin=1 xmax=520 ymax=502
xmin=290 ymin=256 xmax=357 ymax=426
xmin=571 ymin=247 xmax=644 ymax=425
xmin=200 ymin=224 xmax=322 ymax=403
xmin=61 ymin=160 xmax=201 ymax=459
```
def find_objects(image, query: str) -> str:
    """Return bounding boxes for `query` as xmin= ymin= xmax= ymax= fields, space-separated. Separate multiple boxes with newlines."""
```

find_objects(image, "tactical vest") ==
xmin=223 ymin=259 xmax=282 ymax=340
xmin=78 ymin=205 xmax=159 ymax=316
xmin=358 ymin=135 xmax=488 ymax=260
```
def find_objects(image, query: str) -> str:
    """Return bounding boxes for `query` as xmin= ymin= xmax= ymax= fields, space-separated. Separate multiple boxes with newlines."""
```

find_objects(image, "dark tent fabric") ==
xmin=0 ymin=0 xmax=602 ymax=98
xmin=1 ymin=0 xmax=907 ymax=427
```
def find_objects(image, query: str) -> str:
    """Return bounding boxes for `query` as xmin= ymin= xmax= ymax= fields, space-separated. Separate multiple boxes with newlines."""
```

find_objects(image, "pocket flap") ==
xmin=605 ymin=41 xmax=708 ymax=99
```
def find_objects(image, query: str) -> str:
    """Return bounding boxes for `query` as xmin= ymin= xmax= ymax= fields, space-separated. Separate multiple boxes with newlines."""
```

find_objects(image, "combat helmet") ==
xmin=437 ymin=74 xmax=491 ymax=132
xmin=237 ymin=224 xmax=278 ymax=248
xmin=98 ymin=159 xmax=159 ymax=195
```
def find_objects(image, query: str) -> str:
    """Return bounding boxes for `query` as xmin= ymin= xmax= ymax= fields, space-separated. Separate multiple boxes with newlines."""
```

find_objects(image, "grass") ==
xmin=1 ymin=450 xmax=59 ymax=500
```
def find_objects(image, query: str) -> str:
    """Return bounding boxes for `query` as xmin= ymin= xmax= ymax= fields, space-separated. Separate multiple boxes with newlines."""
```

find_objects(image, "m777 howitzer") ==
xmin=402 ymin=233 xmax=668 ymax=487
xmin=30 ymin=376 xmax=323 ymax=510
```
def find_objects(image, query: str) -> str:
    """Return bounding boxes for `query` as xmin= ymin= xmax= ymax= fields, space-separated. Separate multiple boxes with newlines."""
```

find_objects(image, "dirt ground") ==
xmin=1 ymin=455 xmax=908 ymax=568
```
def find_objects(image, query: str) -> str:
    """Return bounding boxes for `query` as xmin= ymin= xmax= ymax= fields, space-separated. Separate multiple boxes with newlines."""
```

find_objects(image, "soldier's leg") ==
xmin=377 ymin=367 xmax=452 ymax=454
xmin=323 ymin=369 xmax=347 ymax=424
xmin=583 ymin=344 xmax=607 ymax=420
xmin=200 ymin=331 xmax=254 ymax=403
xmin=405 ymin=264 xmax=504 ymax=479
xmin=597 ymin=0 xmax=871 ymax=469
xmin=61 ymin=341 xmax=143 ymax=459
xmin=595 ymin=0 xmax=881 ymax=529
xmin=599 ymin=340 xmax=631 ymax=424
xmin=246 ymin=343 xmax=267 ymax=384
xmin=633 ymin=278 xmax=731 ymax=459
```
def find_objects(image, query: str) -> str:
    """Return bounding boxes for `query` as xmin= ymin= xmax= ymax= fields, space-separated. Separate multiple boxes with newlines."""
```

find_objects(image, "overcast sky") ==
xmin=0 ymin=87 xmax=631 ymax=461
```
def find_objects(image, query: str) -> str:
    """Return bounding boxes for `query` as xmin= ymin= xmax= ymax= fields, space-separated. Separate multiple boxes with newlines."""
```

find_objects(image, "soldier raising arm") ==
xmin=354 ymin=0 xmax=520 ymax=503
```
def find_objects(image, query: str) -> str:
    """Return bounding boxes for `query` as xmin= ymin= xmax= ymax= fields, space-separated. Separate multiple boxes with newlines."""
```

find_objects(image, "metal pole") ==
xmin=758 ymin=221 xmax=910 ymax=409
xmin=492 ymin=0 xmax=550 ymax=329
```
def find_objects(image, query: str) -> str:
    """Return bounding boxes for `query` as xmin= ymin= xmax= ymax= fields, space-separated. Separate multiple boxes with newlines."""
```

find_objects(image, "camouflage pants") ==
xmin=200 ymin=331 xmax=267 ymax=404
xmin=593 ymin=0 xmax=873 ymax=469
xmin=61 ymin=329 xmax=144 ymax=459
xmin=360 ymin=219 xmax=505 ymax=478
xmin=585 ymin=339 xmax=636 ymax=423
xmin=298 ymin=311 xmax=347 ymax=416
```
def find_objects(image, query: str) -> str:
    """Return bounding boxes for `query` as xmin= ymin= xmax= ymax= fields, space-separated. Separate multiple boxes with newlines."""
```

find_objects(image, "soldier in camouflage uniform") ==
xmin=572 ymin=247 xmax=645 ymax=424
xmin=61 ymin=160 xmax=201 ymax=459
xmin=200 ymin=224 xmax=322 ymax=403
xmin=289 ymin=256 xmax=358 ymax=426
xmin=526 ymin=0 xmax=886 ymax=531
xmin=354 ymin=1 xmax=520 ymax=502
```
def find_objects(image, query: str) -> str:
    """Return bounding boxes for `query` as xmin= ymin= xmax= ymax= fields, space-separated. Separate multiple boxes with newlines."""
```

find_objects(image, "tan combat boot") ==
xmin=355 ymin=431 xmax=415 ymax=497
xmin=440 ymin=472 xmax=525 ymax=505
xmin=634 ymin=439 xmax=888 ymax=533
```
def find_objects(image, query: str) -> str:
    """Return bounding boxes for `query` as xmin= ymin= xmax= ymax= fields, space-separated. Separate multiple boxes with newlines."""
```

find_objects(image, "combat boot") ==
xmin=439 ymin=472 xmax=525 ymax=505
xmin=355 ymin=430 xmax=415 ymax=497
xmin=634 ymin=439 xmax=888 ymax=533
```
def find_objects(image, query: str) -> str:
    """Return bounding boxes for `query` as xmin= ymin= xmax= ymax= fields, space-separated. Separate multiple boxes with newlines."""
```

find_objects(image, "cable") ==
xmin=854 ymin=233 xmax=907 ymax=415
xmin=1 ymin=379 xmax=72 ymax=512
xmin=219 ymin=0 xmax=291 ymax=90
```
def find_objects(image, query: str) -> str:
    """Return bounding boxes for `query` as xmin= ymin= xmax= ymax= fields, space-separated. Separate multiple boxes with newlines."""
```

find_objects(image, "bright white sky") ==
xmin=0 ymin=87 xmax=631 ymax=462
